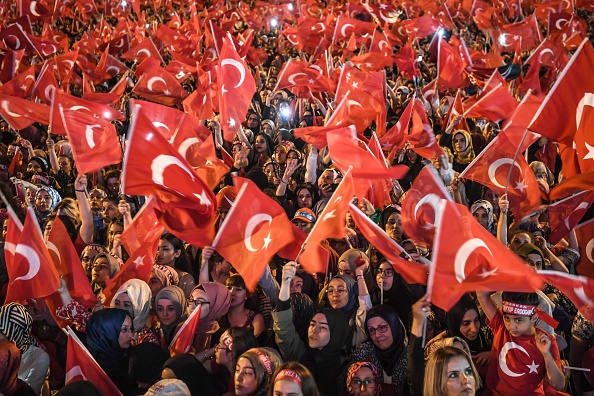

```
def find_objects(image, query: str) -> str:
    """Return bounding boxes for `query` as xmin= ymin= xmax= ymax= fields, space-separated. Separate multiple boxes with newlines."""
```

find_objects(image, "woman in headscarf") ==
xmin=0 ymin=303 xmax=50 ymax=394
xmin=90 ymin=252 xmax=121 ymax=294
xmin=55 ymin=381 xmax=103 ymax=395
xmin=161 ymin=353 xmax=217 ymax=395
xmin=289 ymin=293 xmax=317 ymax=344
xmin=380 ymin=206 xmax=403 ymax=243
xmin=424 ymin=295 xmax=492 ymax=379
xmin=80 ymin=244 xmax=107 ymax=281
xmin=110 ymin=279 xmax=158 ymax=345
xmin=128 ymin=342 xmax=170 ymax=393
xmin=154 ymin=285 xmax=187 ymax=348
xmin=451 ymin=129 xmax=481 ymax=204
xmin=34 ymin=185 xmax=61 ymax=229
xmin=86 ymin=308 xmax=136 ymax=394
xmin=187 ymin=282 xmax=231 ymax=359
xmin=346 ymin=361 xmax=382 ymax=396
xmin=354 ymin=305 xmax=409 ymax=395
xmin=235 ymin=347 xmax=283 ymax=396
xmin=0 ymin=340 xmax=37 ymax=396
xmin=275 ymin=262 xmax=353 ymax=396
xmin=470 ymin=200 xmax=496 ymax=236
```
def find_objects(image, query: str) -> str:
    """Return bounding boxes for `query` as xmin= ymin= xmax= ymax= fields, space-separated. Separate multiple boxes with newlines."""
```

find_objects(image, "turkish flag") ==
xmin=65 ymin=328 xmax=122 ymax=396
xmin=170 ymin=305 xmax=201 ymax=356
xmin=394 ymin=39 xmax=420 ymax=80
xmin=575 ymin=218 xmax=594 ymax=279
xmin=429 ymin=200 xmax=542 ymax=311
xmin=491 ymin=15 xmax=542 ymax=52
xmin=90 ymin=49 xmax=129 ymax=85
xmin=525 ymin=38 xmax=569 ymax=70
xmin=538 ymin=271 xmax=594 ymax=322
xmin=379 ymin=98 xmax=412 ymax=148
xmin=350 ymin=52 xmax=394 ymax=73
xmin=327 ymin=125 xmax=408 ymax=180
xmin=0 ymin=65 xmax=36 ymax=98
xmin=409 ymin=100 xmax=444 ymax=160
xmin=332 ymin=14 xmax=375 ymax=43
xmin=528 ymin=39 xmax=594 ymax=146
xmin=437 ymin=36 xmax=469 ymax=91
xmin=349 ymin=203 xmax=428 ymax=284
xmin=293 ymin=126 xmax=330 ymax=150
xmin=463 ymin=72 xmax=518 ymax=122
xmin=276 ymin=223 xmax=331 ymax=275
xmin=82 ymin=72 xmax=128 ymax=106
xmin=133 ymin=68 xmax=188 ymax=106
xmin=369 ymin=30 xmax=392 ymax=58
xmin=5 ymin=207 xmax=60 ymax=302
xmin=58 ymin=106 xmax=122 ymax=174
xmin=52 ymin=89 xmax=125 ymax=130
xmin=549 ymin=170 xmax=594 ymax=201
xmin=217 ymin=34 xmax=256 ymax=142
xmin=0 ymin=23 xmax=33 ymax=52
xmin=183 ymin=69 xmax=216 ymax=120
xmin=212 ymin=177 xmax=295 ymax=291
xmin=501 ymin=91 xmax=543 ymax=151
xmin=121 ymin=37 xmax=163 ymax=63
xmin=401 ymin=166 xmax=453 ymax=246
xmin=460 ymin=133 xmax=541 ymax=219
xmin=403 ymin=15 xmax=441 ymax=39
xmin=47 ymin=217 xmax=97 ymax=307
xmin=119 ymin=197 xmax=162 ymax=255
xmin=0 ymin=93 xmax=50 ymax=130
xmin=0 ymin=48 xmax=24 ymax=84
xmin=49 ymin=49 xmax=79 ymax=83
xmin=102 ymin=235 xmax=161 ymax=305
xmin=443 ymin=89 xmax=470 ymax=131
xmin=123 ymin=100 xmax=218 ymax=247
xmin=275 ymin=59 xmax=335 ymax=96
xmin=547 ymin=190 xmax=594 ymax=244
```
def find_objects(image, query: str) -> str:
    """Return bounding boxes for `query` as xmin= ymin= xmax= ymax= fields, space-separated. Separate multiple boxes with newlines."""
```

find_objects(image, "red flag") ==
xmin=491 ymin=15 xmax=542 ymax=52
xmin=379 ymin=99 xmax=413 ymax=148
xmin=459 ymin=134 xmax=541 ymax=219
xmin=547 ymin=191 xmax=594 ymax=244
xmin=428 ymin=200 xmax=542 ymax=310
xmin=538 ymin=271 xmax=594 ymax=322
xmin=403 ymin=15 xmax=441 ymax=39
xmin=327 ymin=125 xmax=408 ymax=180
xmin=349 ymin=203 xmax=428 ymax=284
xmin=530 ymin=39 xmax=594 ymax=176
xmin=169 ymin=305 xmax=201 ymax=355
xmin=0 ymin=94 xmax=50 ymax=130
xmin=65 ymin=328 xmax=122 ymax=396
xmin=0 ymin=65 xmax=36 ymax=98
xmin=274 ymin=59 xmax=335 ymax=96
xmin=47 ymin=217 xmax=96 ymax=307
xmin=183 ymin=69 xmax=215 ymax=120
xmin=401 ymin=166 xmax=453 ymax=246
xmin=293 ymin=126 xmax=330 ymax=150
xmin=7 ymin=149 xmax=22 ymax=177
xmin=575 ymin=218 xmax=594 ymax=279
xmin=120 ymin=38 xmax=163 ymax=63
xmin=212 ymin=177 xmax=296 ymax=291
xmin=394 ymin=39 xmax=420 ymax=80
xmin=132 ymin=68 xmax=188 ymax=106
xmin=501 ymin=90 xmax=543 ymax=151
xmin=0 ymin=49 xmax=24 ymax=84
xmin=102 ymin=235 xmax=161 ymax=304
xmin=217 ymin=34 xmax=256 ymax=142
xmin=5 ymin=207 xmax=60 ymax=302
xmin=82 ymin=73 xmax=128 ymax=106
xmin=463 ymin=72 xmax=518 ymax=122
xmin=58 ymin=106 xmax=122 ymax=174
xmin=123 ymin=101 xmax=218 ymax=248
xmin=277 ymin=223 xmax=331 ymax=274
xmin=32 ymin=61 xmax=58 ymax=105
xmin=119 ymin=197 xmax=162 ymax=255
xmin=409 ymin=100 xmax=444 ymax=160
xmin=437 ymin=36 xmax=469 ymax=91
xmin=332 ymin=14 xmax=375 ymax=43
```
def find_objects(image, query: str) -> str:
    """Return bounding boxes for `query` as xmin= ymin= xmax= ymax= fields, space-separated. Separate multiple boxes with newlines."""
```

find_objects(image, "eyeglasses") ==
xmin=81 ymin=256 xmax=92 ymax=263
xmin=374 ymin=268 xmax=394 ymax=277
xmin=120 ymin=326 xmax=134 ymax=334
xmin=214 ymin=343 xmax=230 ymax=352
xmin=368 ymin=324 xmax=389 ymax=336
xmin=351 ymin=379 xmax=376 ymax=388
xmin=187 ymin=299 xmax=210 ymax=306
xmin=326 ymin=288 xmax=347 ymax=295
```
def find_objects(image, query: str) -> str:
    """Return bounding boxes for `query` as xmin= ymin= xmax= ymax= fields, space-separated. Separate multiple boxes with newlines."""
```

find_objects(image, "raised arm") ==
xmin=74 ymin=174 xmax=93 ymax=245
xmin=476 ymin=291 xmax=498 ymax=321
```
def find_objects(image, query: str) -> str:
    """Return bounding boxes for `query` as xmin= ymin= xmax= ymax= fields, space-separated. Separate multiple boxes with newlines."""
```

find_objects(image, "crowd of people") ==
xmin=0 ymin=0 xmax=594 ymax=394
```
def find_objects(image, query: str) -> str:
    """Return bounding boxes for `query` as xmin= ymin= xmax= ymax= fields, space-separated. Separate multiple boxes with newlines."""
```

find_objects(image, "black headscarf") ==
xmin=128 ymin=342 xmax=169 ymax=387
xmin=445 ymin=294 xmax=490 ymax=355
xmin=365 ymin=305 xmax=407 ymax=373
xmin=380 ymin=206 xmax=399 ymax=231
xmin=289 ymin=292 xmax=316 ymax=343
xmin=56 ymin=381 xmax=103 ymax=396
xmin=162 ymin=354 xmax=216 ymax=395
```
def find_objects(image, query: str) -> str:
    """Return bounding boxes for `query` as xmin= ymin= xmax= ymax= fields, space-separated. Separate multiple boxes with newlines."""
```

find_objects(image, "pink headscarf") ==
xmin=191 ymin=282 xmax=230 ymax=352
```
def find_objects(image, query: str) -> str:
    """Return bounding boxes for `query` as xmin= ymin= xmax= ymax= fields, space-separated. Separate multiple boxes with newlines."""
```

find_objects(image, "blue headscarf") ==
xmin=86 ymin=308 xmax=130 ymax=369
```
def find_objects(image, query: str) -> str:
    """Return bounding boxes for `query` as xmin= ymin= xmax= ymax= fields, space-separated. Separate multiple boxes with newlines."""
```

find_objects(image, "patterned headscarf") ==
xmin=0 ymin=302 xmax=38 ymax=353
xmin=152 ymin=265 xmax=179 ymax=287
xmin=35 ymin=186 xmax=62 ymax=212
xmin=470 ymin=199 xmax=494 ymax=229
xmin=111 ymin=279 xmax=152 ymax=331
xmin=346 ymin=361 xmax=382 ymax=395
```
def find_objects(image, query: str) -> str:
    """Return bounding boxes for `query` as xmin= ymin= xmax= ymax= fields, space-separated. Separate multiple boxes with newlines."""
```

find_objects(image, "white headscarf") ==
xmin=111 ymin=279 xmax=152 ymax=331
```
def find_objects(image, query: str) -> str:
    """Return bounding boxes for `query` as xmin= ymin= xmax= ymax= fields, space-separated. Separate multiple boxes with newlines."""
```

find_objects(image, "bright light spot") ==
xmin=270 ymin=18 xmax=278 ymax=27
xmin=103 ymin=111 xmax=111 ymax=118
xmin=288 ymin=3 xmax=293 ymax=10
xmin=417 ymin=55 xmax=423 ymax=61
xmin=145 ymin=23 xmax=150 ymax=28
xmin=121 ymin=0 xmax=127 ymax=6
xmin=281 ymin=108 xmax=290 ymax=117
xmin=437 ymin=28 xmax=445 ymax=37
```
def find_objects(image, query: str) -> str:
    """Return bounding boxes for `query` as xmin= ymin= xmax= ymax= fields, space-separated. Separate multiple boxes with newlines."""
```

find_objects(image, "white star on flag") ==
xmin=262 ymin=234 xmax=272 ymax=249
xmin=583 ymin=142 xmax=594 ymax=160
xmin=526 ymin=361 xmax=539 ymax=374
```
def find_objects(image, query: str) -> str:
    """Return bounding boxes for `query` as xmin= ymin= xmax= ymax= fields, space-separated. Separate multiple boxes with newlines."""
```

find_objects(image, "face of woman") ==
xmin=453 ymin=133 xmax=467 ymax=153
xmin=290 ymin=275 xmax=303 ymax=294
xmin=264 ymin=163 xmax=280 ymax=186
xmin=509 ymin=232 xmax=531 ymax=251
xmin=274 ymin=147 xmax=286 ymax=164
xmin=156 ymin=240 xmax=181 ymax=266
xmin=308 ymin=313 xmax=330 ymax=349
xmin=263 ymin=124 xmax=274 ymax=138
xmin=107 ymin=223 xmax=123 ymax=249
xmin=235 ymin=357 xmax=257 ymax=396
xmin=367 ymin=317 xmax=393 ymax=351
xmin=148 ymin=276 xmax=164 ymax=297
xmin=459 ymin=309 xmax=481 ymax=341
xmin=27 ymin=160 xmax=42 ymax=173
xmin=255 ymin=136 xmax=268 ymax=154
xmin=472 ymin=208 xmax=489 ymax=229
xmin=376 ymin=262 xmax=394 ymax=291
xmin=228 ymin=284 xmax=247 ymax=308
xmin=114 ymin=293 xmax=134 ymax=318
xmin=406 ymin=149 xmax=418 ymax=162
xmin=350 ymin=367 xmax=377 ymax=396
xmin=187 ymin=288 xmax=211 ymax=319
xmin=327 ymin=278 xmax=348 ymax=310
xmin=81 ymin=250 xmax=99 ymax=277
xmin=35 ymin=190 xmax=52 ymax=213
xmin=118 ymin=316 xmax=134 ymax=349
xmin=156 ymin=299 xmax=177 ymax=326
xmin=43 ymin=219 xmax=53 ymax=242
xmin=445 ymin=355 xmax=476 ymax=396
xmin=273 ymin=379 xmax=303 ymax=396
xmin=297 ymin=188 xmax=312 ymax=209
xmin=385 ymin=212 xmax=403 ymax=241
xmin=58 ymin=156 xmax=72 ymax=173
xmin=91 ymin=257 xmax=111 ymax=285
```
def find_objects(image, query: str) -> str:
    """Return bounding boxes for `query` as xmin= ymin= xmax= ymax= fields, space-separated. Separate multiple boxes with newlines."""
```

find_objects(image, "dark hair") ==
xmin=160 ymin=233 xmax=194 ymax=277
xmin=226 ymin=274 xmax=260 ymax=311
xmin=508 ymin=229 xmax=534 ymax=247
xmin=269 ymin=361 xmax=321 ymax=396
xmin=104 ymin=169 xmax=121 ymax=181
xmin=226 ymin=326 xmax=258 ymax=361
xmin=501 ymin=292 xmax=540 ymax=307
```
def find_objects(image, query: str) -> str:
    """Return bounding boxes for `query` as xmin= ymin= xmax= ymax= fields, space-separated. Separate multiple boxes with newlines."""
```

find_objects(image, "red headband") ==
xmin=221 ymin=331 xmax=233 ymax=351
xmin=502 ymin=301 xmax=537 ymax=316
xmin=254 ymin=350 xmax=273 ymax=376
xmin=275 ymin=369 xmax=302 ymax=387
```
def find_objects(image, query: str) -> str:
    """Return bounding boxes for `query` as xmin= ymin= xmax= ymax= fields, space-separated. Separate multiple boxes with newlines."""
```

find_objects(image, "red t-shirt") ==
xmin=484 ymin=311 xmax=562 ymax=396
